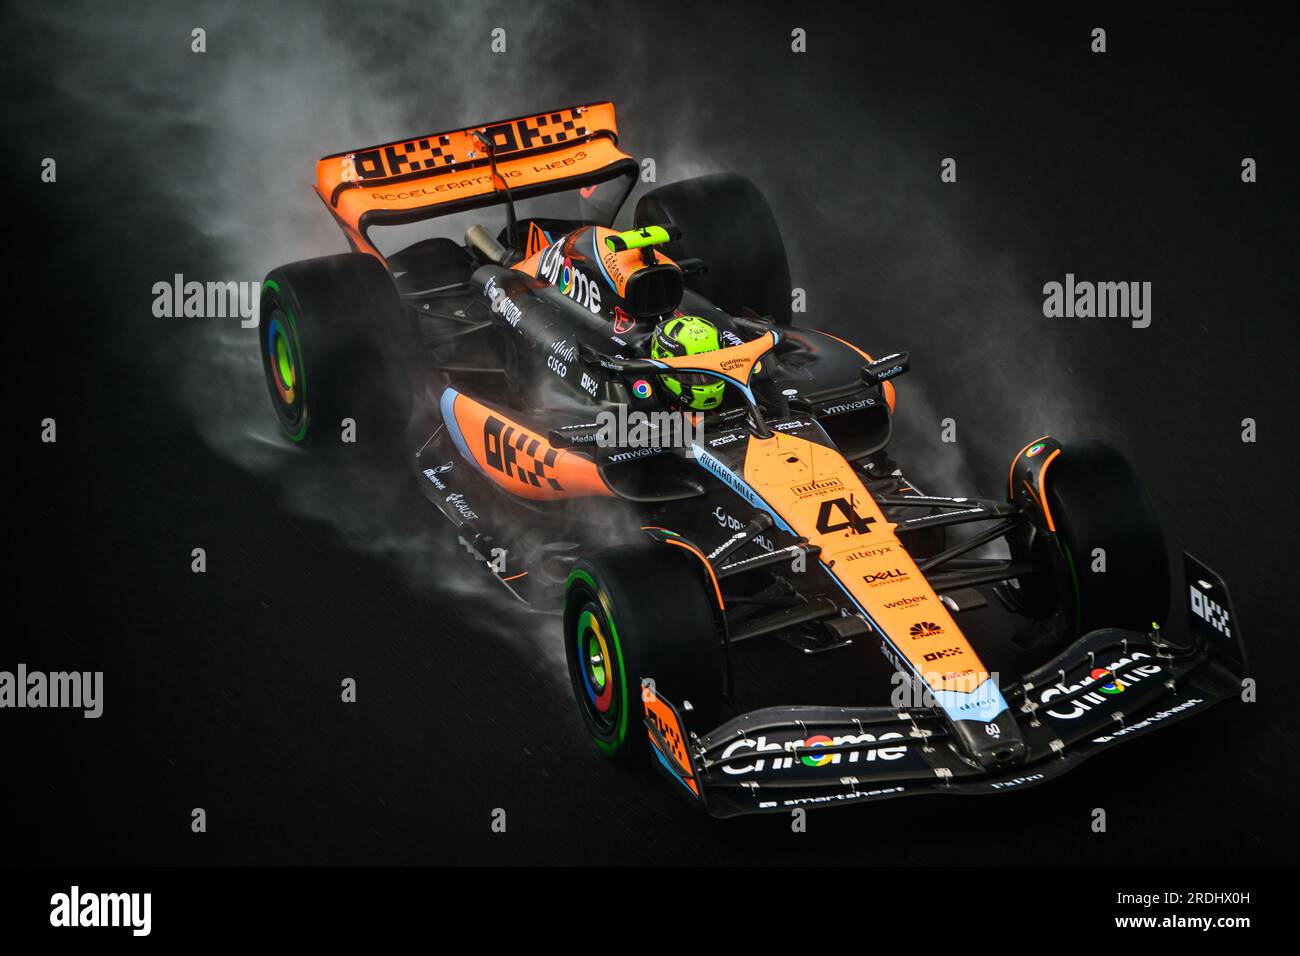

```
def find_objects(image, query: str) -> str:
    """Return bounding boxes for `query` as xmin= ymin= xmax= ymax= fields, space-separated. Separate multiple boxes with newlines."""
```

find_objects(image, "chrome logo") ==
xmin=799 ymin=734 xmax=835 ymax=767
xmin=1026 ymin=442 xmax=1046 ymax=457
xmin=1090 ymin=667 xmax=1125 ymax=695
xmin=559 ymin=257 xmax=575 ymax=295
xmin=631 ymin=379 xmax=652 ymax=399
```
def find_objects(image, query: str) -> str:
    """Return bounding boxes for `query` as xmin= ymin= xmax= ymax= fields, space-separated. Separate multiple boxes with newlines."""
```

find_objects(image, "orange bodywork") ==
xmin=1009 ymin=435 xmax=1051 ymax=498
xmin=817 ymin=330 xmax=897 ymax=412
xmin=315 ymin=102 xmax=634 ymax=259
xmin=642 ymin=682 xmax=700 ymax=796
xmin=740 ymin=430 xmax=991 ymax=696
xmin=1036 ymin=448 xmax=1063 ymax=531
xmin=1008 ymin=435 xmax=1062 ymax=530
xmin=512 ymin=225 xmax=677 ymax=299
xmin=523 ymin=221 xmax=550 ymax=259
xmin=653 ymin=330 xmax=777 ymax=390
xmin=442 ymin=388 xmax=613 ymax=500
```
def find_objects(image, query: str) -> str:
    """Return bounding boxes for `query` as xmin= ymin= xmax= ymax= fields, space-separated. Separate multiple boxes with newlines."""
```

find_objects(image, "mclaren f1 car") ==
xmin=257 ymin=102 xmax=1249 ymax=817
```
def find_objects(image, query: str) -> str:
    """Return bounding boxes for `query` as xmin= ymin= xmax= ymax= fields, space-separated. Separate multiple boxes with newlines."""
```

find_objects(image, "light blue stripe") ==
xmin=691 ymin=445 xmax=793 ymax=533
xmin=592 ymin=229 xmax=617 ymax=291
xmin=649 ymin=359 xmax=756 ymax=403
xmin=439 ymin=387 xmax=478 ymax=471
xmin=821 ymin=571 xmax=1009 ymax=723
xmin=654 ymin=745 xmax=697 ymax=797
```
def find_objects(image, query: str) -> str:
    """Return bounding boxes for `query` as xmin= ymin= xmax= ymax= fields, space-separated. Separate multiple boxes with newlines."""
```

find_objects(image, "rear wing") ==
xmin=314 ymin=102 xmax=637 ymax=258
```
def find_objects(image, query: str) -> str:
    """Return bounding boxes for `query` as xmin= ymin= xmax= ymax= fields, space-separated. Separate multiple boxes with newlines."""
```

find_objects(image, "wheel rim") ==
xmin=261 ymin=294 xmax=308 ymax=441
xmin=576 ymin=603 xmax=618 ymax=733
xmin=566 ymin=569 xmax=634 ymax=755
xmin=269 ymin=318 xmax=297 ymax=404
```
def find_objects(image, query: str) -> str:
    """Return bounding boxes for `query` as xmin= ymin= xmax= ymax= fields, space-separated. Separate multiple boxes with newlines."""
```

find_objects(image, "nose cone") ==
xmin=949 ymin=715 xmax=1027 ymax=771
xmin=975 ymin=737 xmax=1027 ymax=770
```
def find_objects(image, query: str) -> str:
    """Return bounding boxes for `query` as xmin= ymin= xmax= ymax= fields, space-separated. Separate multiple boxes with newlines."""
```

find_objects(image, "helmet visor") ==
xmin=669 ymin=371 xmax=715 ymax=387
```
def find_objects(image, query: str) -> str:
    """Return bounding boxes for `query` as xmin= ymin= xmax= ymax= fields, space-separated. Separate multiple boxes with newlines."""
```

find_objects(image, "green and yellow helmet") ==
xmin=650 ymin=315 xmax=726 ymax=411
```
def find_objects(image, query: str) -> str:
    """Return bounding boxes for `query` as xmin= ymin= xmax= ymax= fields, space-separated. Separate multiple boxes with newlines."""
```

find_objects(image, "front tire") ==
xmin=259 ymin=253 xmax=416 ymax=447
xmin=564 ymin=543 xmax=723 ymax=762
xmin=1019 ymin=440 xmax=1170 ymax=635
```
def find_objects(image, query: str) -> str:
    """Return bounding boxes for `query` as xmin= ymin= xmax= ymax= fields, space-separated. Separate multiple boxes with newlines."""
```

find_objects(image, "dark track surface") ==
xmin=6 ymin=2 xmax=1298 ymax=864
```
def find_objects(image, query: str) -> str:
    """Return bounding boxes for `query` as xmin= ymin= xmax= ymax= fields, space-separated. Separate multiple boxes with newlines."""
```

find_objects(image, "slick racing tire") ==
xmin=564 ymin=542 xmax=723 ymax=763
xmin=259 ymin=253 xmax=416 ymax=447
xmin=635 ymin=173 xmax=793 ymax=325
xmin=1026 ymin=441 xmax=1171 ymax=636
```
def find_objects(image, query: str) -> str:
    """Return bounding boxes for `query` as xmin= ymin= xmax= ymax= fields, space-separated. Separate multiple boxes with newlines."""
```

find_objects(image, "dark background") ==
xmin=4 ymin=1 xmax=1297 ymax=864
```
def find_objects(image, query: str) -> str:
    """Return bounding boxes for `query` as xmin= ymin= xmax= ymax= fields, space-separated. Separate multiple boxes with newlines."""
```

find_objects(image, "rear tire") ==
xmin=564 ymin=542 xmax=723 ymax=762
xmin=635 ymin=173 xmax=793 ymax=324
xmin=1021 ymin=441 xmax=1170 ymax=635
xmin=259 ymin=253 xmax=416 ymax=447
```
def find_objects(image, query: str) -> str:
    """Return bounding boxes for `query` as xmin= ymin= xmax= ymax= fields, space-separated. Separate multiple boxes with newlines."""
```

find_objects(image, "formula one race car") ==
xmin=258 ymin=102 xmax=1249 ymax=817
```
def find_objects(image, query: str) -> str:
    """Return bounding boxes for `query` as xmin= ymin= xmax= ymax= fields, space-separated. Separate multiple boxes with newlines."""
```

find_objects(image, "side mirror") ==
xmin=862 ymin=351 xmax=910 ymax=385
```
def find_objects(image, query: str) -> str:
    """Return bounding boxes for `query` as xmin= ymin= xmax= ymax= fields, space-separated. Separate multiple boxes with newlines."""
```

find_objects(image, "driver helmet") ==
xmin=649 ymin=315 xmax=725 ymax=411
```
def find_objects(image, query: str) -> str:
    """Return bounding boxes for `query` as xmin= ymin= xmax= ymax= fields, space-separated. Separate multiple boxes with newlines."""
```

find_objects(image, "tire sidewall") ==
xmin=1043 ymin=441 xmax=1170 ymax=634
xmin=259 ymin=254 xmax=415 ymax=447
xmin=564 ymin=544 xmax=722 ymax=762
xmin=564 ymin=568 xmax=639 ymax=760
xmin=636 ymin=173 xmax=793 ymax=324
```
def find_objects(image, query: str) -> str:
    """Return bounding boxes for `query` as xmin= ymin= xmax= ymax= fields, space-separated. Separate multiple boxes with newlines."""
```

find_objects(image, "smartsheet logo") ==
xmin=1042 ymin=273 xmax=1152 ymax=328
xmin=50 ymin=885 xmax=151 ymax=936
xmin=0 ymin=664 xmax=103 ymax=718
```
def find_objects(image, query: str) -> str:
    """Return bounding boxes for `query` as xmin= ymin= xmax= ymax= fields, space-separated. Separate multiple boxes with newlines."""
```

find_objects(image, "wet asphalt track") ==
xmin=6 ymin=2 xmax=1298 ymax=864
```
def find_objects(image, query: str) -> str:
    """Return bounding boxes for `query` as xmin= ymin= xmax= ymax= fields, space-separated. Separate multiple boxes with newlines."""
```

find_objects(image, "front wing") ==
xmin=642 ymin=554 xmax=1248 ymax=818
